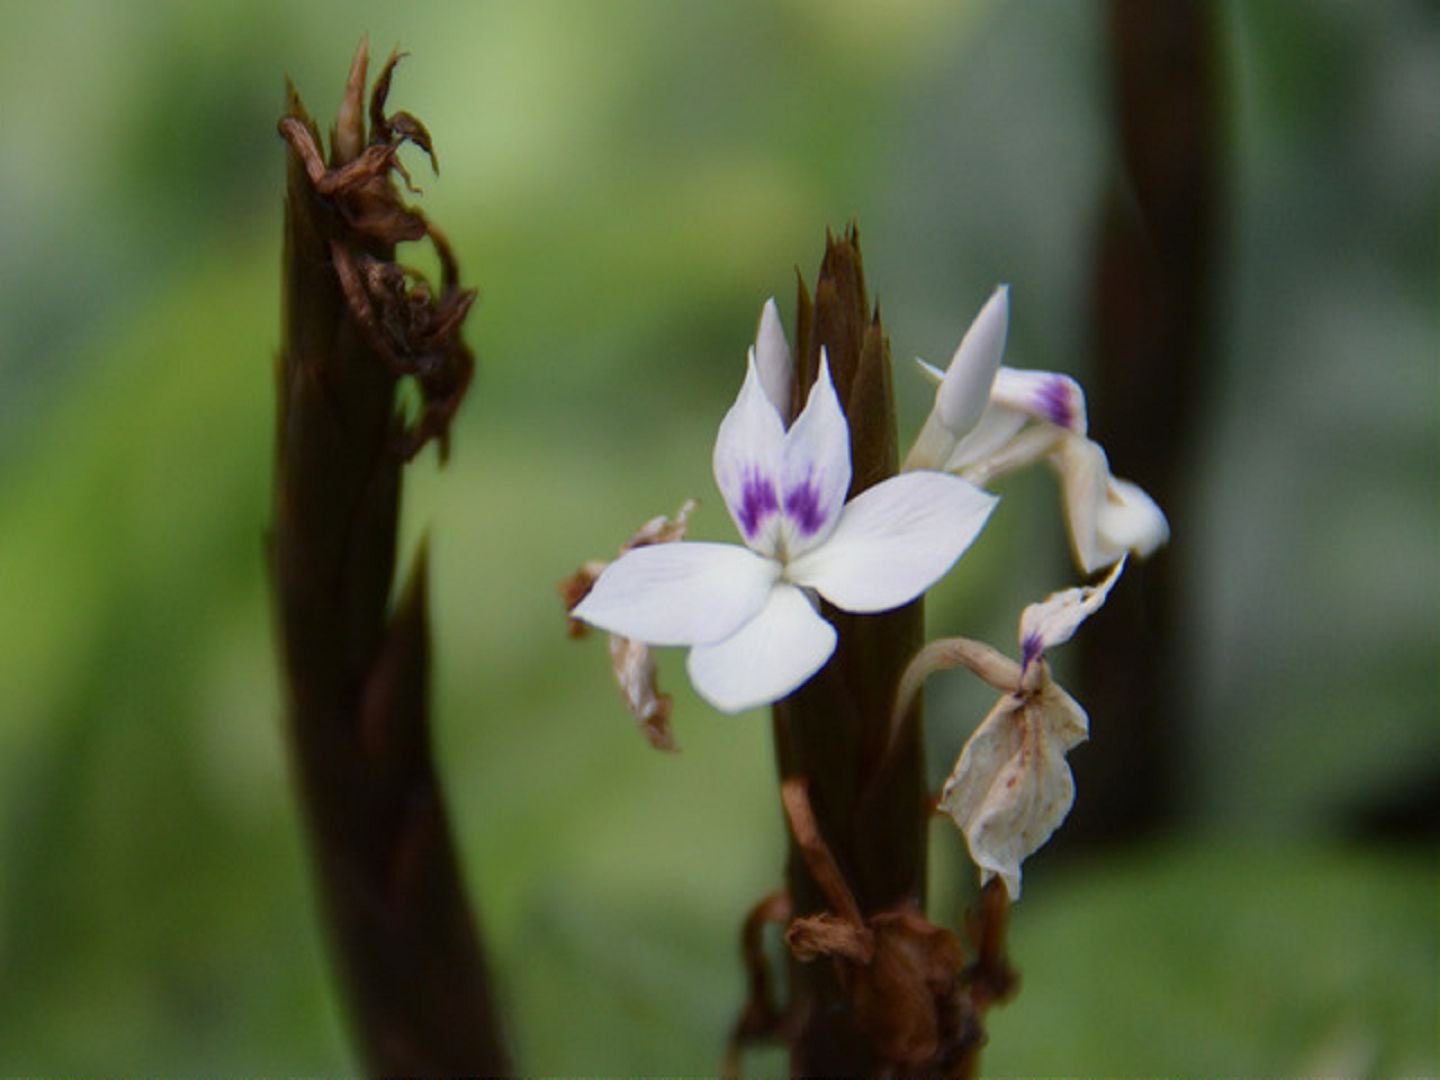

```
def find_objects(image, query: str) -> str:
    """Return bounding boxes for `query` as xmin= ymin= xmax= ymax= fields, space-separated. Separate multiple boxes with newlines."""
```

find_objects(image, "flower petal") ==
xmin=778 ymin=354 xmax=852 ymax=555
xmin=990 ymin=366 xmax=1087 ymax=435
xmin=572 ymin=541 xmax=778 ymax=646
xmin=943 ymin=401 xmax=1030 ymax=474
xmin=938 ymin=692 xmax=1082 ymax=901
xmin=1036 ymin=677 xmax=1091 ymax=750
xmin=937 ymin=285 xmax=1009 ymax=436
xmin=788 ymin=471 xmax=997 ymax=613
xmin=940 ymin=366 xmax=1085 ymax=477
xmin=607 ymin=635 xmax=678 ymax=750
xmin=1098 ymin=476 xmax=1170 ymax=559
xmin=942 ymin=712 xmax=1027 ymax=898
xmin=713 ymin=354 xmax=788 ymax=551
xmin=901 ymin=289 xmax=1009 ymax=471
xmin=686 ymin=583 xmax=837 ymax=713
xmin=1017 ymin=557 xmax=1126 ymax=668
xmin=904 ymin=357 xmax=964 ymax=472
xmin=754 ymin=297 xmax=794 ymax=419
xmin=1050 ymin=435 xmax=1114 ymax=574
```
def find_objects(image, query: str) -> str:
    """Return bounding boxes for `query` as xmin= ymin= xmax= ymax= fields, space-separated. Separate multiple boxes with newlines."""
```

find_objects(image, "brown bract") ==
xmin=775 ymin=780 xmax=1016 ymax=1075
xmin=278 ymin=44 xmax=474 ymax=462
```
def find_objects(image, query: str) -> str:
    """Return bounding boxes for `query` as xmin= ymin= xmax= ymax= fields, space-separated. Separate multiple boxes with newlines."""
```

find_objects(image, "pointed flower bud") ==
xmin=936 ymin=285 xmax=1010 ymax=435
xmin=903 ymin=286 xmax=1009 ymax=471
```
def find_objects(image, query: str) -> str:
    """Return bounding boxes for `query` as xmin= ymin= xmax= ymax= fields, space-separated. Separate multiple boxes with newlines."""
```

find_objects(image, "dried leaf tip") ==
xmin=332 ymin=36 xmax=369 ymax=165
xmin=279 ymin=43 xmax=475 ymax=462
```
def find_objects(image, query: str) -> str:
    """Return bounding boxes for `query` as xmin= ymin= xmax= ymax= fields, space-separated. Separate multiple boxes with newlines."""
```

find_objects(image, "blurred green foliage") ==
xmin=0 ymin=0 xmax=1434 ymax=1073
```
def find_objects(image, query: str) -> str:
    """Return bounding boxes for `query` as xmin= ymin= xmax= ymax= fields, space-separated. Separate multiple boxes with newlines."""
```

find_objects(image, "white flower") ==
xmin=573 ymin=336 xmax=997 ymax=714
xmin=905 ymin=288 xmax=1168 ymax=574
xmin=937 ymin=561 xmax=1124 ymax=899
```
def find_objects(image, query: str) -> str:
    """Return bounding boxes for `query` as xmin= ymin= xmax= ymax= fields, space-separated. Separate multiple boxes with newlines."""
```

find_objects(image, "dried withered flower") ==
xmin=561 ymin=500 xmax=697 ymax=750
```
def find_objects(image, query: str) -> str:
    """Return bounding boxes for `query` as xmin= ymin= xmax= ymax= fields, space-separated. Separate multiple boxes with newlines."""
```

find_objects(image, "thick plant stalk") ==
xmin=269 ymin=43 xmax=508 ymax=1074
xmin=770 ymin=228 xmax=930 ymax=1073
xmin=740 ymin=228 xmax=1015 ymax=1078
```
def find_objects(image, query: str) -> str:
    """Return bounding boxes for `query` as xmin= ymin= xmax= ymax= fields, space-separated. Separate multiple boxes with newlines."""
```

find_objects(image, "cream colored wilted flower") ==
xmin=937 ymin=561 xmax=1124 ymax=899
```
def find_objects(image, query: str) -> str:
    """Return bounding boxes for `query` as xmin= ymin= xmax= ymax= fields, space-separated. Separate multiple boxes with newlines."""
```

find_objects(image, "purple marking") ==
xmin=1036 ymin=377 xmax=1078 ymax=431
xmin=783 ymin=475 xmax=827 ymax=537
xmin=737 ymin=469 xmax=779 ymax=539
xmin=1020 ymin=632 xmax=1045 ymax=672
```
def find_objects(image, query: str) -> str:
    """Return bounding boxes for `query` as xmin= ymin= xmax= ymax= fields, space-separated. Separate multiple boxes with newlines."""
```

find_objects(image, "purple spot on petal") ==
xmin=784 ymin=475 xmax=827 ymax=537
xmin=1037 ymin=378 xmax=1078 ymax=431
xmin=1020 ymin=632 xmax=1045 ymax=671
xmin=738 ymin=469 xmax=779 ymax=539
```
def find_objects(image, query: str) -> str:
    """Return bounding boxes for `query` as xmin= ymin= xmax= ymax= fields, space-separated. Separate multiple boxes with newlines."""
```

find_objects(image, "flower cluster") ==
xmin=571 ymin=288 xmax=1167 ymax=896
xmin=904 ymin=286 xmax=1168 ymax=573
xmin=573 ymin=303 xmax=996 ymax=712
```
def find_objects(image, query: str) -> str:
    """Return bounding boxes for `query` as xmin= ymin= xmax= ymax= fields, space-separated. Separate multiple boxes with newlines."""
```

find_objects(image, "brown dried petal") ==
xmin=562 ymin=502 xmax=696 ymax=747
xmin=622 ymin=499 xmax=697 ymax=551
xmin=558 ymin=560 xmax=608 ymax=638
xmin=937 ymin=668 xmax=1089 ymax=899
xmin=608 ymin=635 xmax=677 ymax=752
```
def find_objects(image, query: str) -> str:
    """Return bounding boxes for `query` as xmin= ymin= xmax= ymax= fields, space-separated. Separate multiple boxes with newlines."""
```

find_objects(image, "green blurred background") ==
xmin=0 ymin=1 xmax=1435 ymax=1074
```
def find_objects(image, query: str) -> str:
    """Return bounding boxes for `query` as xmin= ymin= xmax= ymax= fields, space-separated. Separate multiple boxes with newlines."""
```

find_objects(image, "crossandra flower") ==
xmin=573 ymin=309 xmax=997 ymax=714
xmin=936 ymin=561 xmax=1125 ymax=899
xmin=903 ymin=288 xmax=1168 ymax=574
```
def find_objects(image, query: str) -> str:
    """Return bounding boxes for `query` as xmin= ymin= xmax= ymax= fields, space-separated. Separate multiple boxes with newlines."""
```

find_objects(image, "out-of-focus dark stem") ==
xmin=771 ymin=227 xmax=928 ymax=1074
xmin=270 ymin=43 xmax=508 ymax=1074
xmin=1066 ymin=0 xmax=1221 ymax=848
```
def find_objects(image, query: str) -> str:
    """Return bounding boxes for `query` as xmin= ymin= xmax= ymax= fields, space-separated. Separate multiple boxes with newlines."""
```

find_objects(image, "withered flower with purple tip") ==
xmin=936 ymin=560 xmax=1125 ymax=899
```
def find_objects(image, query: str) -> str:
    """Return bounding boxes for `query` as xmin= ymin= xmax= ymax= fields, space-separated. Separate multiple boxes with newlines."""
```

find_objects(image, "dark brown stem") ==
xmin=269 ymin=43 xmax=508 ymax=1075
